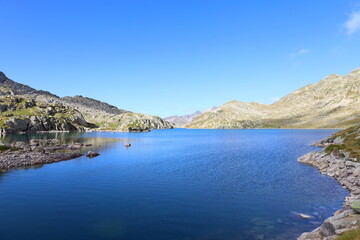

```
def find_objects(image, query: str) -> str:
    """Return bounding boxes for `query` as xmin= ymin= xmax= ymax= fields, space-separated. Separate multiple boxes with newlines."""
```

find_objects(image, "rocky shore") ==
xmin=0 ymin=139 xmax=99 ymax=171
xmin=297 ymin=150 xmax=360 ymax=239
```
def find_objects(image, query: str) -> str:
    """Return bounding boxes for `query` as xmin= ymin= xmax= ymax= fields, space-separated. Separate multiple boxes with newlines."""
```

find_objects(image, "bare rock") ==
xmin=86 ymin=151 xmax=100 ymax=158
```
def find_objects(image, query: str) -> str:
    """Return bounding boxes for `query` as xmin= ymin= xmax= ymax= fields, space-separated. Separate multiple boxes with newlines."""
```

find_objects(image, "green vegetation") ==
xmin=325 ymin=124 xmax=360 ymax=161
xmin=336 ymin=225 xmax=360 ymax=240
xmin=0 ymin=145 xmax=17 ymax=152
xmin=0 ymin=96 xmax=96 ymax=133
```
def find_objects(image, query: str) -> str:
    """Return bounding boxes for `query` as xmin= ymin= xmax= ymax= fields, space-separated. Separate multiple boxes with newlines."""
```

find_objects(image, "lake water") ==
xmin=0 ymin=129 xmax=348 ymax=240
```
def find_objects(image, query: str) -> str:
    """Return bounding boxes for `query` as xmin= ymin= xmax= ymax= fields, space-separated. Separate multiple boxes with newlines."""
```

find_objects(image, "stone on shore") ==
xmin=297 ymin=151 xmax=360 ymax=240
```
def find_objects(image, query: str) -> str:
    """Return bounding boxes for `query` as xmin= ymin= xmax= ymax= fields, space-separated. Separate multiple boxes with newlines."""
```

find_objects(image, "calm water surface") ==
xmin=0 ymin=129 xmax=348 ymax=240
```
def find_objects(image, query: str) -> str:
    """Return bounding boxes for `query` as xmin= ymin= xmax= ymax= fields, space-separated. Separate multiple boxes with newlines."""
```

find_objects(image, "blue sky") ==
xmin=1 ymin=0 xmax=360 ymax=117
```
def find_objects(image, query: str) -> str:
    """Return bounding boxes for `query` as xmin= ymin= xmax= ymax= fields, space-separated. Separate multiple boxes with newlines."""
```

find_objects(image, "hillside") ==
xmin=187 ymin=68 xmax=360 ymax=129
xmin=315 ymin=123 xmax=360 ymax=161
xmin=0 ymin=96 xmax=95 ymax=134
xmin=0 ymin=72 xmax=57 ymax=98
xmin=0 ymin=72 xmax=174 ymax=132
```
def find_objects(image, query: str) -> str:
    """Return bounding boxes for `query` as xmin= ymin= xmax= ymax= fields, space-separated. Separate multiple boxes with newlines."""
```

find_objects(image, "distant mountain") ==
xmin=186 ymin=68 xmax=360 ymax=129
xmin=165 ymin=106 xmax=217 ymax=127
xmin=0 ymin=72 xmax=174 ymax=132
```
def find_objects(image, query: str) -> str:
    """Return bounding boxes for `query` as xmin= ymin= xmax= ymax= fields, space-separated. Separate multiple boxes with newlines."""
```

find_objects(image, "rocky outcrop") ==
xmin=0 ymin=71 xmax=58 ymax=98
xmin=0 ymin=96 xmax=96 ymax=135
xmin=186 ymin=68 xmax=360 ymax=129
xmin=0 ymin=71 xmax=173 ymax=132
xmin=86 ymin=151 xmax=100 ymax=158
xmin=61 ymin=95 xmax=129 ymax=115
xmin=58 ymin=97 xmax=174 ymax=132
xmin=297 ymin=151 xmax=360 ymax=240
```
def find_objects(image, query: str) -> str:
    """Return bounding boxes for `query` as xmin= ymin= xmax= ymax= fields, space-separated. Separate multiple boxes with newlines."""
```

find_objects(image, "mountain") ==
xmin=0 ymin=72 xmax=174 ymax=133
xmin=186 ymin=68 xmax=360 ymax=129
xmin=61 ymin=95 xmax=129 ymax=115
xmin=0 ymin=96 xmax=95 ymax=135
xmin=165 ymin=106 xmax=217 ymax=127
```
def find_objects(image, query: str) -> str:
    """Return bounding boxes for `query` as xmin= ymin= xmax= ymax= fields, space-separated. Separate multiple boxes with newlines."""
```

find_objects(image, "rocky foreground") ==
xmin=0 ymin=139 xmax=98 ymax=171
xmin=297 ymin=124 xmax=360 ymax=240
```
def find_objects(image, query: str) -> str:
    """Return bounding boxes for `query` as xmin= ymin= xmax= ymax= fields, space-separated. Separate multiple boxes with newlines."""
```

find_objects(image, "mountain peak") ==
xmin=0 ymin=71 xmax=8 ymax=83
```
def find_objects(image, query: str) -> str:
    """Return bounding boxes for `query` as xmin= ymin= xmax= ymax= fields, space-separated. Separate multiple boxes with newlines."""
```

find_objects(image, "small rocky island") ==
xmin=297 ymin=124 xmax=360 ymax=240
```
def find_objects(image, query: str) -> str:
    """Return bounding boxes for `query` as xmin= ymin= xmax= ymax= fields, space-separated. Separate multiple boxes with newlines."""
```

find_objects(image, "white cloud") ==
xmin=290 ymin=48 xmax=311 ymax=58
xmin=344 ymin=11 xmax=360 ymax=35
xmin=298 ymin=49 xmax=310 ymax=54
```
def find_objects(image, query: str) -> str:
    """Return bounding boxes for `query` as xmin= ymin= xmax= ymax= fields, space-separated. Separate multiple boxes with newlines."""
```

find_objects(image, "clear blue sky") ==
xmin=1 ymin=0 xmax=360 ymax=117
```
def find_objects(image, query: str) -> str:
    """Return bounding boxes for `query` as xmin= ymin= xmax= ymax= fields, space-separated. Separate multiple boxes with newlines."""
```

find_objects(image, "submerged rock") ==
xmin=298 ymin=213 xmax=313 ymax=219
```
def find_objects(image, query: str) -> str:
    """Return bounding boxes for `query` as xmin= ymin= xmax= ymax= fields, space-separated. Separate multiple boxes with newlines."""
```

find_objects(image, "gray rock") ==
xmin=86 ymin=151 xmax=100 ymax=158
xmin=0 ymin=103 xmax=8 ymax=113
xmin=67 ymin=144 xmax=81 ymax=150
xmin=333 ymin=136 xmax=344 ymax=144
xmin=14 ymin=141 xmax=26 ymax=149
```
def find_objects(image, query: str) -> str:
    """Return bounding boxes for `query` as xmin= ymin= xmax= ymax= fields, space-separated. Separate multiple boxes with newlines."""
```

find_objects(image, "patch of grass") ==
xmin=336 ymin=225 xmax=360 ymax=240
xmin=0 ymin=145 xmax=18 ymax=152
xmin=325 ymin=124 xmax=360 ymax=161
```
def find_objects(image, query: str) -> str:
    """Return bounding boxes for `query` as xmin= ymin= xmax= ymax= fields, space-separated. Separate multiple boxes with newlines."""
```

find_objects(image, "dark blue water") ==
xmin=0 ymin=129 xmax=348 ymax=240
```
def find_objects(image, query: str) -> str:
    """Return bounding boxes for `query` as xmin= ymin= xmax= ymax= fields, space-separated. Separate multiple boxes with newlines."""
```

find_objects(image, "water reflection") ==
xmin=0 ymin=129 xmax=348 ymax=240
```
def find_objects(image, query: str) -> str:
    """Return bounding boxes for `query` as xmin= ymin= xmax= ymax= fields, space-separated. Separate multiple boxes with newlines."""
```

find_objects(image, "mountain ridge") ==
xmin=186 ymin=68 xmax=360 ymax=129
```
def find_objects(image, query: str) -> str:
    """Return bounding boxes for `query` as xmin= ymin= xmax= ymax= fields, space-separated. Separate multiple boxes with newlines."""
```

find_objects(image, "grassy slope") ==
xmin=336 ymin=226 xmax=360 ymax=240
xmin=325 ymin=124 xmax=360 ymax=161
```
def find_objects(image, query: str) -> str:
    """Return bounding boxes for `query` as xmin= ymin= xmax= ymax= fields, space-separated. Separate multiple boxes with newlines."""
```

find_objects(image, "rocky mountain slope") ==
xmin=0 ymin=72 xmax=174 ymax=133
xmin=0 ymin=96 xmax=95 ymax=134
xmin=59 ymin=95 xmax=173 ymax=132
xmin=187 ymin=68 xmax=360 ymax=129
xmin=0 ymin=72 xmax=57 ymax=98
xmin=165 ymin=106 xmax=217 ymax=127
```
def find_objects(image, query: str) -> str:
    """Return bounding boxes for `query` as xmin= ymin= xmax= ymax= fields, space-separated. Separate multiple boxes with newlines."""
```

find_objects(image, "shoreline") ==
xmin=0 ymin=150 xmax=84 ymax=172
xmin=0 ymin=140 xmax=100 ymax=172
xmin=297 ymin=151 xmax=360 ymax=239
